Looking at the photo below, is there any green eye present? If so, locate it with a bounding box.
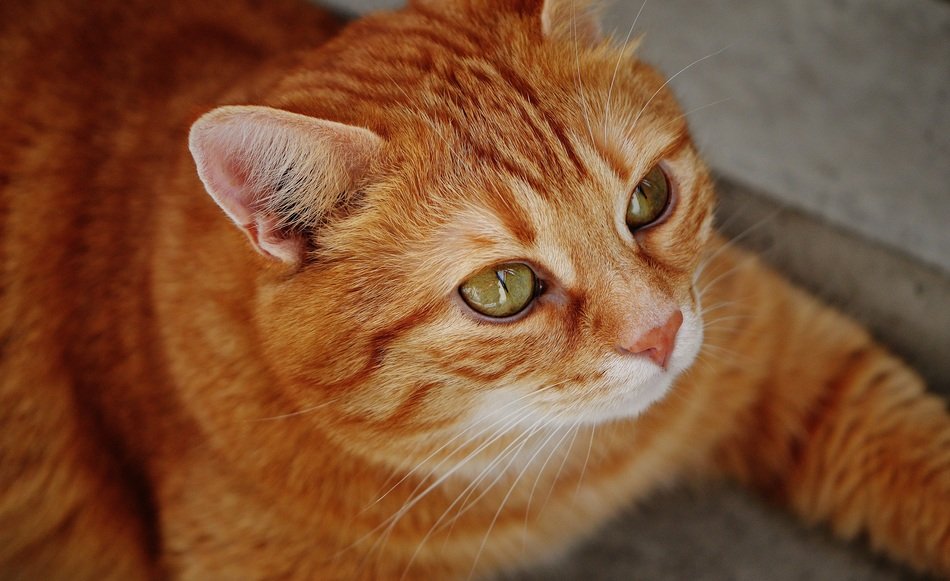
[459,263,538,318]
[626,165,671,231]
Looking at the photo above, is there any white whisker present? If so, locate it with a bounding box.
[631,44,733,133]
[535,420,581,517]
[466,411,575,580]
[341,397,541,564]
[521,419,582,548]
[694,206,782,285]
[660,97,734,133]
[362,379,568,511]
[573,0,596,142]
[400,409,571,580]
[700,342,758,366]
[440,408,570,534]
[574,423,596,498]
[354,380,574,566]
[697,254,760,301]
[603,0,648,141]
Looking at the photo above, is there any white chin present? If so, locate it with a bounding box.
[580,373,677,424]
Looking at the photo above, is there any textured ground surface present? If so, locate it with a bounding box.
[605,0,950,273]
[317,1,949,579]
[513,483,932,581]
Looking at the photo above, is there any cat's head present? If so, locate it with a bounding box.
[189,0,714,462]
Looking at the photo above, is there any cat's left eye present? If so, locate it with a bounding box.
[459,263,539,319]
[626,165,671,232]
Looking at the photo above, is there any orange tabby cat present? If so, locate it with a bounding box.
[1,0,947,579]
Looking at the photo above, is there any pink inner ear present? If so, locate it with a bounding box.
[189,105,383,264]
[195,128,259,227]
[203,145,301,262]
[209,163,299,262]
[189,107,308,263]
[244,214,305,264]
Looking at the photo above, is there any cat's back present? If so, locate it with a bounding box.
[0,0,341,426]
[0,0,341,264]
[0,1,340,576]
[0,0,340,188]
[0,0,341,388]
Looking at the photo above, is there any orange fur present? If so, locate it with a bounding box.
[1,0,947,579]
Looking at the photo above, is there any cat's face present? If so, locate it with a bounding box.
[193,0,715,462]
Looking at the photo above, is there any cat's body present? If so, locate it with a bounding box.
[1,0,947,579]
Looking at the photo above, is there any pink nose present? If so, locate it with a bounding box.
[618,310,683,369]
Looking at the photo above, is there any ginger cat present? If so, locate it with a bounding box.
[1,0,947,579]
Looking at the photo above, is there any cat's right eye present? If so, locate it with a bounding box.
[626,165,671,232]
[459,263,539,318]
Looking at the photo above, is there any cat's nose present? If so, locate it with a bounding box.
[617,310,683,369]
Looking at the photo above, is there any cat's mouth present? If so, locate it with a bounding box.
[457,310,704,429]
[572,307,704,423]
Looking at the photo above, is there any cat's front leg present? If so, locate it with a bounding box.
[702,245,950,577]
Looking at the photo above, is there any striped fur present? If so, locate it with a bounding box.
[0,0,946,579]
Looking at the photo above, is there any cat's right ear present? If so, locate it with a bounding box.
[539,0,603,45]
[188,106,383,264]
[409,0,603,46]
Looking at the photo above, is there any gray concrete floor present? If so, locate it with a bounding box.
[316,1,949,579]
[715,178,950,393]
[512,483,934,581]
[610,0,950,273]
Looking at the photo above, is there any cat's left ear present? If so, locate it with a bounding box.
[189,106,382,264]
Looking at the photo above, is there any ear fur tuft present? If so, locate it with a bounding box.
[189,106,382,263]
[409,0,604,46]
[540,0,604,45]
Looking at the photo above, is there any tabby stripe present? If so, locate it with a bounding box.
[319,305,439,395]
[382,381,454,430]
[468,141,548,197]
[389,62,555,195]
[482,182,537,247]
[562,289,589,343]
[436,363,513,383]
[469,66,568,182]
[434,355,535,383]
[411,3,491,49]
[495,64,589,179]
[355,22,477,60]
[592,134,631,182]
[783,348,877,500]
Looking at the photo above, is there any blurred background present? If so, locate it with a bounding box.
[321,1,948,579]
